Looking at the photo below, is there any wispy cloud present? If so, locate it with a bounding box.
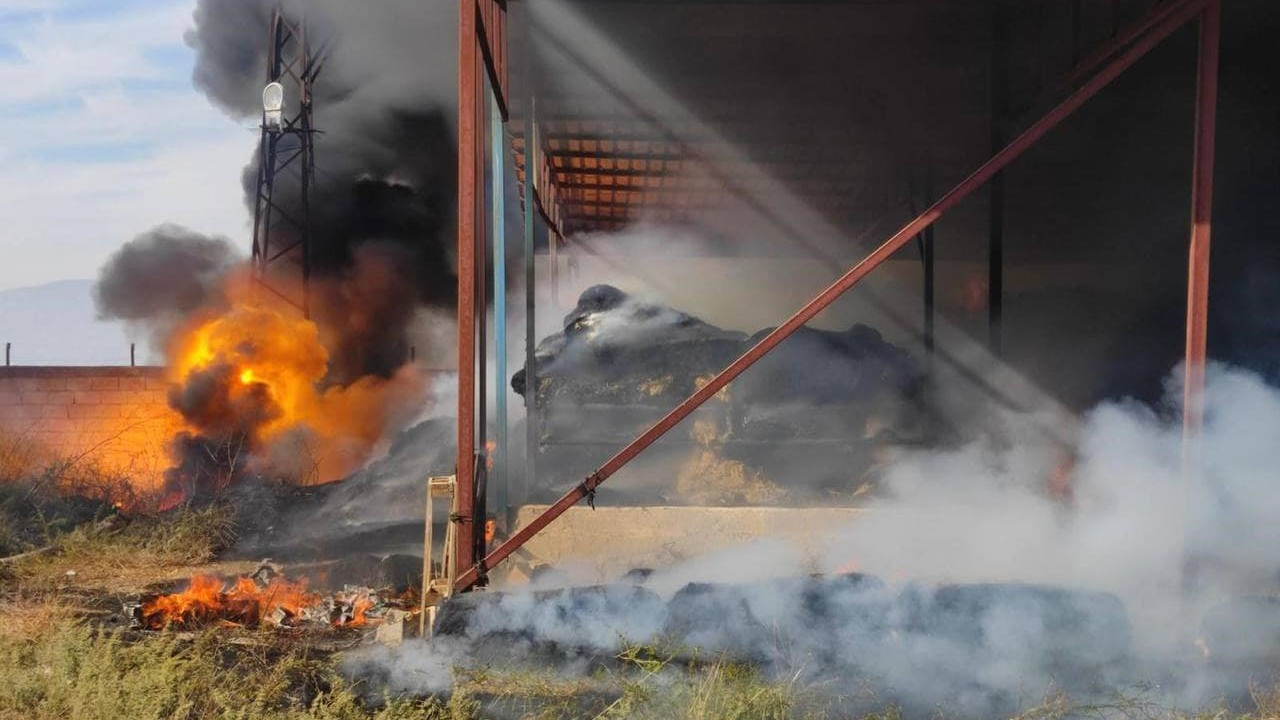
[0,0,250,289]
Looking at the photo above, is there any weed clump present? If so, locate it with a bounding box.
[0,623,477,720]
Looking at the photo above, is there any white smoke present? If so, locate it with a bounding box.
[349,364,1280,714]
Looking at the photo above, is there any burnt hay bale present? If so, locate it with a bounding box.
[661,574,891,665]
[662,582,776,661]
[1200,595,1280,672]
[892,582,1132,696]
[434,584,667,651]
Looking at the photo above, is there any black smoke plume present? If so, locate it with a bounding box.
[164,362,276,498]
[185,0,458,381]
[87,1,455,503]
[94,224,237,339]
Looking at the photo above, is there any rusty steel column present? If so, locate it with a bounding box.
[454,0,479,576]
[452,0,1212,591]
[473,54,489,570]
[1182,0,1221,446]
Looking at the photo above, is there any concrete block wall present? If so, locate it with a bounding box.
[0,367,181,488]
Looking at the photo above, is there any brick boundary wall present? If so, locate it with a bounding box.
[0,367,181,488]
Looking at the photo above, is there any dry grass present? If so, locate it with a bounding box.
[0,623,480,720]
[0,593,74,643]
[8,504,246,595]
[449,643,822,720]
[5,443,1280,719]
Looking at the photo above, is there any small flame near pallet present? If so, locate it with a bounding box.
[127,567,400,631]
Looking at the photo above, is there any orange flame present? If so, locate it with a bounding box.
[140,573,378,630]
[163,271,425,491]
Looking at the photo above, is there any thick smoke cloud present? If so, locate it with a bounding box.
[185,0,458,379]
[352,366,1280,715]
[94,224,237,335]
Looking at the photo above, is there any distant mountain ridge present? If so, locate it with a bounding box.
[0,279,154,366]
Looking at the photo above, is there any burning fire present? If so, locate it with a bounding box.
[138,572,381,630]
[160,272,425,499]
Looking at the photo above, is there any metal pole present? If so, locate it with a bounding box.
[491,90,509,529]
[300,43,314,320]
[454,0,479,576]
[454,0,1210,591]
[130,343,136,367]
[474,51,489,569]
[1183,0,1221,447]
[419,477,433,636]
[522,74,540,514]
[4,343,9,367]
[549,229,560,309]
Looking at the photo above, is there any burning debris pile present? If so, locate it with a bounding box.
[128,566,409,632]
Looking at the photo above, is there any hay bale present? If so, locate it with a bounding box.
[435,584,667,651]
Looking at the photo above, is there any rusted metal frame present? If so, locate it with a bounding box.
[562,188,864,205]
[453,0,1210,591]
[454,0,480,577]
[557,174,862,191]
[473,73,489,571]
[539,149,872,176]
[1183,0,1221,445]
[540,148,693,164]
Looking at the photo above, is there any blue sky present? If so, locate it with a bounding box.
[0,0,251,290]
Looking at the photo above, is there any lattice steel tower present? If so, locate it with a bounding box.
[250,9,322,316]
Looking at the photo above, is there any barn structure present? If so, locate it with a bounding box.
[447,0,1232,592]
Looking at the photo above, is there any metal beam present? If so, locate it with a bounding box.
[454,0,479,576]
[492,90,509,528]
[1183,0,1221,446]
[453,0,1210,591]
[523,90,539,520]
